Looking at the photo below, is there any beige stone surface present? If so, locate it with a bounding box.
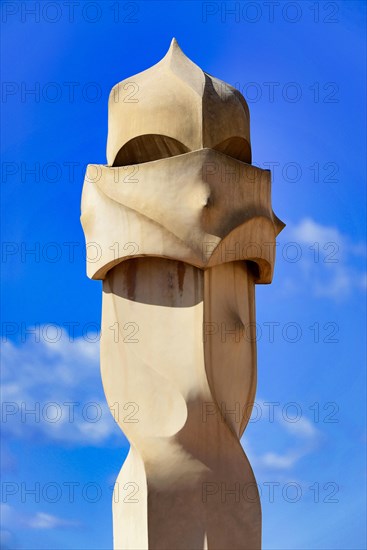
[107,38,251,166]
[81,149,283,281]
[102,259,260,550]
[81,38,284,550]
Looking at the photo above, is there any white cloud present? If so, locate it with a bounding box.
[291,218,344,246]
[279,414,319,439]
[26,512,80,530]
[280,217,366,300]
[0,504,80,533]
[1,332,122,446]
[242,398,321,474]
[256,416,320,471]
[260,451,300,470]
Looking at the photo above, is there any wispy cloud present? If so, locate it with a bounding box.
[291,218,345,246]
[26,512,80,530]
[1,333,122,447]
[260,451,301,470]
[1,504,80,533]
[279,414,319,439]
[280,217,366,301]
[242,398,321,474]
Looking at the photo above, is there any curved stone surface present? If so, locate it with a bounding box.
[101,258,261,550]
[81,38,284,550]
[81,149,283,282]
[107,39,252,166]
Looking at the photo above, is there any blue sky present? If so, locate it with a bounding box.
[1,1,366,549]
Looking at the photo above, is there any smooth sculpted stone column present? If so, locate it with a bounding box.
[81,39,284,550]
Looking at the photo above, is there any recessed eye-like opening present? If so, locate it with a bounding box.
[112,134,189,166]
[246,260,260,280]
[213,137,251,164]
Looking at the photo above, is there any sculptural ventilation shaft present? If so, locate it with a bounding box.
[81,39,284,550]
